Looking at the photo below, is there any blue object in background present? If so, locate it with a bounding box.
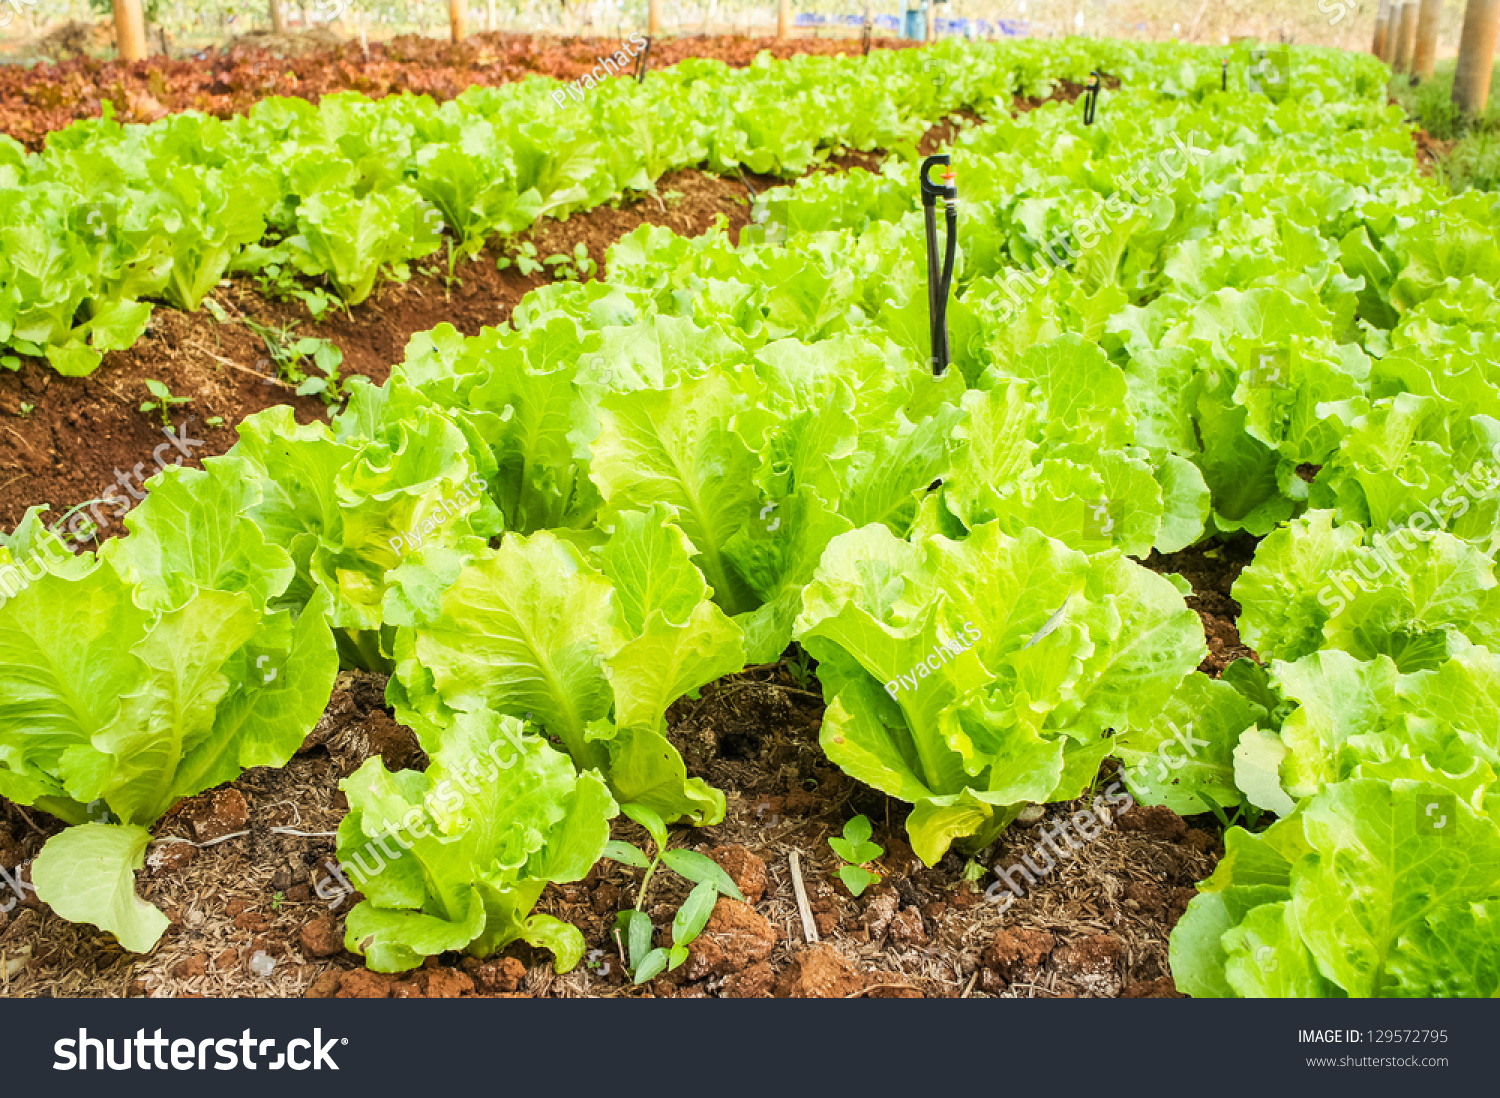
[789,10,1027,39]
[794,12,902,28]
[903,5,926,40]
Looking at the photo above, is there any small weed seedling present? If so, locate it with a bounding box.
[140,379,191,427]
[252,259,339,321]
[786,644,816,691]
[497,242,544,277]
[605,802,744,984]
[829,814,883,897]
[543,243,597,282]
[246,320,345,405]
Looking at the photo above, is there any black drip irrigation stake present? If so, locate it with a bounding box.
[635,35,653,83]
[1221,57,1229,91]
[1082,69,1102,125]
[919,154,958,379]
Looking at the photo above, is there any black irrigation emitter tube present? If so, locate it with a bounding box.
[1222,57,1229,91]
[1082,69,1102,125]
[919,154,958,378]
[635,36,653,83]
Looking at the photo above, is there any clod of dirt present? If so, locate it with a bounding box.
[707,844,767,905]
[233,910,271,933]
[182,788,249,843]
[325,709,424,775]
[590,879,620,914]
[720,960,775,998]
[422,969,475,998]
[862,885,900,944]
[887,907,927,948]
[1121,976,1187,999]
[145,841,197,876]
[1053,933,1124,997]
[678,898,777,982]
[298,915,344,959]
[172,953,209,979]
[0,830,24,870]
[475,956,527,995]
[300,688,360,753]
[304,970,343,999]
[335,969,396,999]
[773,943,863,998]
[1115,805,1188,842]
[981,928,1056,990]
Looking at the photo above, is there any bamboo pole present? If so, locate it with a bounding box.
[1413,0,1443,81]
[1453,0,1500,113]
[777,0,790,40]
[450,0,466,39]
[1392,1,1418,71]
[113,0,147,59]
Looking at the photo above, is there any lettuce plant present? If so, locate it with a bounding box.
[392,507,743,825]
[0,519,336,952]
[793,521,1204,864]
[338,709,614,973]
[1171,779,1500,997]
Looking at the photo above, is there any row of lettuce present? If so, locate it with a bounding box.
[0,39,1112,380]
[3,39,1497,995]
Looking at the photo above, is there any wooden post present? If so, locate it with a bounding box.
[1373,0,1392,56]
[269,0,286,33]
[1453,0,1500,113]
[648,0,659,33]
[777,0,789,39]
[450,0,466,39]
[1413,0,1443,80]
[1392,1,1418,70]
[113,0,147,59]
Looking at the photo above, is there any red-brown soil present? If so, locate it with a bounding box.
[1142,536,1261,677]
